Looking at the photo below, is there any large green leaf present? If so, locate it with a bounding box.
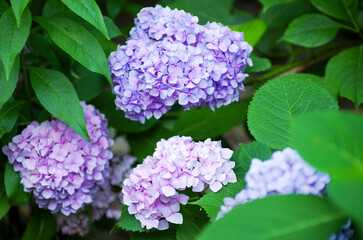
[247,76,338,149]
[310,0,352,21]
[10,0,29,27]
[0,100,25,139]
[293,111,363,231]
[90,91,157,133]
[173,100,249,141]
[258,0,297,13]
[34,17,111,83]
[29,67,90,141]
[22,209,56,240]
[0,8,31,80]
[326,45,363,108]
[61,0,110,39]
[230,18,267,46]
[193,142,271,220]
[198,195,347,240]
[281,14,344,47]
[4,162,30,205]
[0,56,19,110]
[128,126,175,162]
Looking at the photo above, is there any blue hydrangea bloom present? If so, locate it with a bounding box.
[108,5,252,123]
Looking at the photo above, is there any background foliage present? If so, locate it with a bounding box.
[0,0,362,239]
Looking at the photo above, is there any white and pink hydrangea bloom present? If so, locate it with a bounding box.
[108,5,253,123]
[122,136,237,230]
[2,102,114,216]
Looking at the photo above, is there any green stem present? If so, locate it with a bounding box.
[342,0,363,39]
[245,41,359,85]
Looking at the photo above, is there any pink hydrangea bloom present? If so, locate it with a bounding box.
[2,102,114,216]
[122,136,237,230]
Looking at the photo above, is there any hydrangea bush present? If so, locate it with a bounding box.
[0,0,362,240]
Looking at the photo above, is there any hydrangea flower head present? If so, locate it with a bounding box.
[122,136,237,230]
[55,154,137,236]
[216,147,354,239]
[108,5,253,123]
[2,102,114,216]
[217,147,330,219]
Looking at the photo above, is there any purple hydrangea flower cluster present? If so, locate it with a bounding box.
[2,102,114,216]
[108,5,253,123]
[122,136,237,230]
[217,147,330,219]
[55,154,137,236]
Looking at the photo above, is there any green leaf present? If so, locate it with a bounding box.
[0,168,10,220]
[105,0,126,19]
[4,162,30,205]
[260,0,313,28]
[29,67,90,141]
[258,0,297,13]
[10,0,29,27]
[0,188,10,220]
[275,73,338,98]
[247,76,339,150]
[22,209,56,240]
[281,14,344,47]
[159,0,234,24]
[61,0,110,39]
[245,54,271,73]
[128,126,175,162]
[310,0,352,21]
[233,142,272,172]
[198,195,347,240]
[326,45,363,108]
[0,8,31,80]
[173,100,250,141]
[191,181,245,221]
[104,16,123,38]
[34,16,111,84]
[0,56,19,110]
[117,205,149,232]
[230,18,267,46]
[27,33,61,69]
[0,1,9,15]
[176,205,209,240]
[293,111,363,231]
[72,63,107,101]
[42,0,64,17]
[0,100,25,139]
[90,91,157,133]
[193,142,271,220]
